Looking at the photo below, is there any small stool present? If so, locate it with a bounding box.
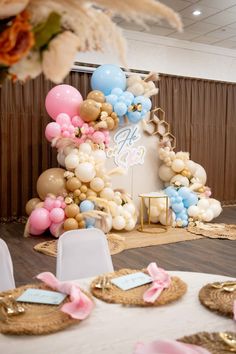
[138,193,169,234]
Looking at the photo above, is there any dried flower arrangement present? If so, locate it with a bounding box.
[0,0,182,83]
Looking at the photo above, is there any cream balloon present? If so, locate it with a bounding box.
[112,215,126,230]
[93,149,106,163]
[125,219,136,231]
[171,159,185,173]
[202,210,214,222]
[108,201,118,217]
[159,210,175,226]
[159,164,175,182]
[209,200,222,218]
[194,164,207,185]
[198,198,210,210]
[170,174,189,187]
[123,203,136,215]
[149,206,160,218]
[90,177,105,192]
[187,205,200,218]
[185,160,197,175]
[65,154,80,170]
[57,152,66,167]
[75,162,96,183]
[79,143,92,155]
[100,187,114,201]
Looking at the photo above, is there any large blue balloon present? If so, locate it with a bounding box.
[91,64,126,95]
[80,200,94,213]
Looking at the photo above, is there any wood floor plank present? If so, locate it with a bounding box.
[0,207,235,285]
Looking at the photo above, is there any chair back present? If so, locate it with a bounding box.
[0,239,15,291]
[56,228,114,281]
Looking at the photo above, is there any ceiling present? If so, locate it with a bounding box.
[115,0,236,49]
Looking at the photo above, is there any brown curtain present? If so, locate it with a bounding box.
[0,71,235,219]
[153,75,236,205]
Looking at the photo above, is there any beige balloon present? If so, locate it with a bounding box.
[64,218,78,231]
[87,90,105,103]
[25,197,41,215]
[36,168,67,200]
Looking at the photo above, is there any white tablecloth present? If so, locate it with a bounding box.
[1,271,235,354]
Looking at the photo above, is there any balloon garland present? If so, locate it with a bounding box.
[25,64,159,237]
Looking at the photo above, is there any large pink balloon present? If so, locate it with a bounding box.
[45,85,83,119]
[30,208,51,230]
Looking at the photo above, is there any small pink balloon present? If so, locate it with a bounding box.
[61,202,66,209]
[50,222,63,237]
[71,115,84,127]
[30,226,44,236]
[62,131,70,138]
[56,113,71,126]
[57,196,64,202]
[45,122,61,140]
[49,208,65,223]
[61,124,69,132]
[45,85,83,120]
[68,125,75,133]
[44,197,55,211]
[53,200,61,208]
[30,208,51,229]
[93,131,105,144]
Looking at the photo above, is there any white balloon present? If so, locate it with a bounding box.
[198,198,210,210]
[125,219,136,231]
[149,206,160,217]
[188,205,199,217]
[75,162,96,182]
[100,188,115,201]
[159,210,175,226]
[90,177,104,192]
[112,216,126,230]
[64,146,73,156]
[93,149,107,163]
[123,203,136,215]
[171,159,185,173]
[194,164,207,185]
[202,210,214,222]
[57,152,65,167]
[209,200,222,217]
[170,174,189,187]
[185,160,197,175]
[108,201,118,217]
[159,165,175,182]
[79,143,92,155]
[65,154,80,170]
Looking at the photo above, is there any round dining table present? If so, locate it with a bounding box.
[1,271,235,354]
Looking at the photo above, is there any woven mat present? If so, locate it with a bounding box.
[179,332,236,354]
[34,227,201,258]
[0,283,92,335]
[199,282,236,318]
[188,223,236,240]
[90,268,187,306]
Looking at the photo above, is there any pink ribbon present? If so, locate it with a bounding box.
[134,340,211,354]
[143,263,171,303]
[36,272,93,320]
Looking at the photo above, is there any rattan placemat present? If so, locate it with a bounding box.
[0,283,91,335]
[199,282,236,318]
[34,233,125,257]
[188,223,236,240]
[178,332,236,354]
[90,269,187,306]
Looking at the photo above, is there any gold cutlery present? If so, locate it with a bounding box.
[94,276,111,291]
[0,295,25,321]
[219,332,236,352]
[211,281,236,291]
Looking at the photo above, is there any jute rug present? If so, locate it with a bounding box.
[187,223,236,240]
[34,227,202,257]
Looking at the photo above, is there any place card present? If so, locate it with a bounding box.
[111,272,152,291]
[16,288,67,305]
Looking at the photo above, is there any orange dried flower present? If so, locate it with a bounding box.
[0,11,35,66]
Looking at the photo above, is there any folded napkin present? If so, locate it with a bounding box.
[143,263,171,303]
[36,272,93,320]
[134,340,211,354]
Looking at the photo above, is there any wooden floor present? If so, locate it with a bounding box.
[1,207,236,286]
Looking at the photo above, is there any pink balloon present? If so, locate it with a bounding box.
[50,222,63,237]
[71,115,84,127]
[45,85,83,119]
[62,131,70,138]
[49,208,65,223]
[53,200,62,208]
[30,208,51,229]
[45,122,61,141]
[30,226,44,236]
[44,197,56,211]
[56,113,71,126]
[93,131,105,144]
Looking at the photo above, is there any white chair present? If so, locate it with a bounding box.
[0,239,15,291]
[56,228,114,281]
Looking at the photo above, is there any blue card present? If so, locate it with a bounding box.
[111,272,152,291]
[16,288,67,305]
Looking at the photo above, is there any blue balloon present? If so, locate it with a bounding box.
[133,96,152,111]
[178,187,191,199]
[183,193,198,208]
[172,202,184,213]
[182,220,188,227]
[111,87,124,96]
[80,200,95,213]
[170,197,176,204]
[165,186,178,197]
[127,111,142,123]
[86,217,96,228]
[91,64,126,95]
[122,91,134,102]
[106,94,118,106]
[175,196,183,203]
[114,102,127,116]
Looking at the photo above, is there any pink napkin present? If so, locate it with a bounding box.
[134,340,211,354]
[36,272,94,320]
[143,263,171,303]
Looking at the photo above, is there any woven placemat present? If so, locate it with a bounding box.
[0,283,91,335]
[178,332,236,354]
[90,268,187,306]
[188,223,236,240]
[34,233,125,257]
[199,282,236,318]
